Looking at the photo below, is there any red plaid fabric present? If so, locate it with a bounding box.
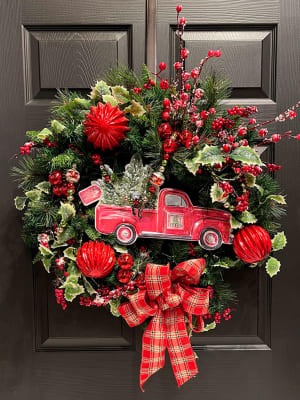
[118,258,209,391]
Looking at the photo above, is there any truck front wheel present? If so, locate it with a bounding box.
[199,228,222,250]
[115,224,137,245]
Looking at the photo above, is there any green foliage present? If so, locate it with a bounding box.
[265,257,281,277]
[272,231,287,251]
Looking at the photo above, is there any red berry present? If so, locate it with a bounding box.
[249,118,256,124]
[200,110,209,120]
[104,175,110,182]
[176,4,182,12]
[181,92,189,102]
[209,108,216,114]
[259,129,268,138]
[297,134,300,140]
[163,98,171,108]
[158,122,172,138]
[191,68,199,79]
[49,171,62,186]
[174,62,182,70]
[289,110,296,119]
[160,79,169,90]
[185,83,191,90]
[223,144,231,153]
[214,50,222,57]
[271,133,281,142]
[162,111,170,120]
[182,71,190,81]
[181,48,189,59]
[91,154,101,164]
[64,272,69,277]
[118,253,134,270]
[179,17,186,25]
[159,62,167,71]
[208,50,215,57]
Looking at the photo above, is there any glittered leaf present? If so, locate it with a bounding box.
[63,283,85,302]
[25,189,41,202]
[202,322,216,332]
[35,181,51,194]
[239,211,257,224]
[124,100,146,117]
[109,298,121,317]
[266,195,286,205]
[184,158,200,175]
[210,183,228,203]
[51,120,66,133]
[58,202,76,223]
[230,215,243,229]
[37,128,53,141]
[230,146,262,166]
[89,80,111,100]
[196,145,224,166]
[39,244,54,257]
[14,196,27,210]
[111,86,130,104]
[102,95,118,106]
[63,246,77,261]
[266,257,281,277]
[272,231,287,251]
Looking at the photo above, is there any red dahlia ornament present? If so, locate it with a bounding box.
[83,102,129,151]
[233,225,272,263]
[76,241,116,278]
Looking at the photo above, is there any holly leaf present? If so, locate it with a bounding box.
[90,80,111,100]
[63,246,77,261]
[111,86,130,104]
[37,128,53,141]
[184,158,200,175]
[245,174,256,187]
[272,231,287,251]
[239,211,257,224]
[25,189,41,202]
[74,97,91,109]
[14,196,27,210]
[63,283,85,302]
[202,321,216,332]
[102,95,118,106]
[197,145,225,165]
[266,195,286,205]
[124,100,146,117]
[56,226,76,244]
[42,257,52,273]
[109,299,121,317]
[39,244,54,257]
[265,257,281,277]
[248,263,258,268]
[254,184,264,196]
[230,146,262,166]
[58,202,76,223]
[35,181,51,194]
[210,183,228,203]
[113,244,128,253]
[230,215,243,229]
[51,120,66,133]
[82,276,97,296]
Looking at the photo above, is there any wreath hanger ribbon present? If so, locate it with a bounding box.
[118,258,209,391]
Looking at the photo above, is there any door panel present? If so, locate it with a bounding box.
[1,1,300,399]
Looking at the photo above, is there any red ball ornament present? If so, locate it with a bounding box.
[83,102,129,151]
[181,48,189,59]
[176,5,182,13]
[163,139,178,153]
[174,62,182,70]
[118,253,134,270]
[158,123,172,139]
[233,225,272,263]
[65,169,80,183]
[160,79,169,90]
[162,98,171,108]
[117,269,133,284]
[76,241,116,278]
[179,129,193,144]
[49,171,62,185]
[162,111,170,121]
[159,62,167,71]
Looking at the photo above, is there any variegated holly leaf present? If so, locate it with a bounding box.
[230,146,262,166]
[14,196,27,210]
[196,145,224,165]
[60,263,84,301]
[265,257,281,277]
[35,181,51,194]
[51,120,66,133]
[74,97,91,109]
[272,231,287,251]
[239,211,257,224]
[230,215,243,229]
[63,247,77,261]
[184,158,200,175]
[25,189,41,202]
[39,244,53,257]
[42,257,52,273]
[124,100,146,117]
[82,276,97,296]
[266,195,286,204]
[111,86,130,104]
[102,95,118,106]
[113,244,128,253]
[202,321,216,332]
[245,174,256,187]
[56,226,76,245]
[109,299,121,317]
[213,257,237,269]
[210,183,228,203]
[37,128,53,141]
[58,202,76,223]
[254,184,264,196]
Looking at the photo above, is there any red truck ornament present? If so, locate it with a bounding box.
[79,184,233,250]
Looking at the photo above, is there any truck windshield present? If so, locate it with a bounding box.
[165,194,187,207]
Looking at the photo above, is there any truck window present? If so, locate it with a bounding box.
[165,194,187,208]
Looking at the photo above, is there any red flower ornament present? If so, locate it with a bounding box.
[83,102,129,151]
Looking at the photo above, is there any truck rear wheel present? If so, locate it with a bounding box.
[115,224,137,245]
[199,228,222,250]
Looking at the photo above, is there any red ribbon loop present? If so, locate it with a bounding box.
[118,258,209,391]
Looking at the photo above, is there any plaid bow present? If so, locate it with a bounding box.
[118,258,209,391]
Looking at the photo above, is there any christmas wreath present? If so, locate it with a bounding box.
[12,5,299,391]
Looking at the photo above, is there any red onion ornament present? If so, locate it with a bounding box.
[76,241,116,278]
[233,225,272,263]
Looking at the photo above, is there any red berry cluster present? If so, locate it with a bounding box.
[49,170,75,197]
[116,253,134,284]
[20,141,34,154]
[55,288,67,310]
[144,78,156,90]
[241,165,262,176]
[227,106,257,117]
[133,87,142,94]
[235,191,249,212]
[266,163,282,172]
[43,137,57,147]
[219,181,233,194]
[203,308,232,324]
[211,117,235,131]
[91,154,102,164]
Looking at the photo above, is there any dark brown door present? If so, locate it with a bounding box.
[1,1,300,399]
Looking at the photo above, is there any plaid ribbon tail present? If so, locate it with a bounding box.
[165,307,198,388]
[140,309,167,391]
